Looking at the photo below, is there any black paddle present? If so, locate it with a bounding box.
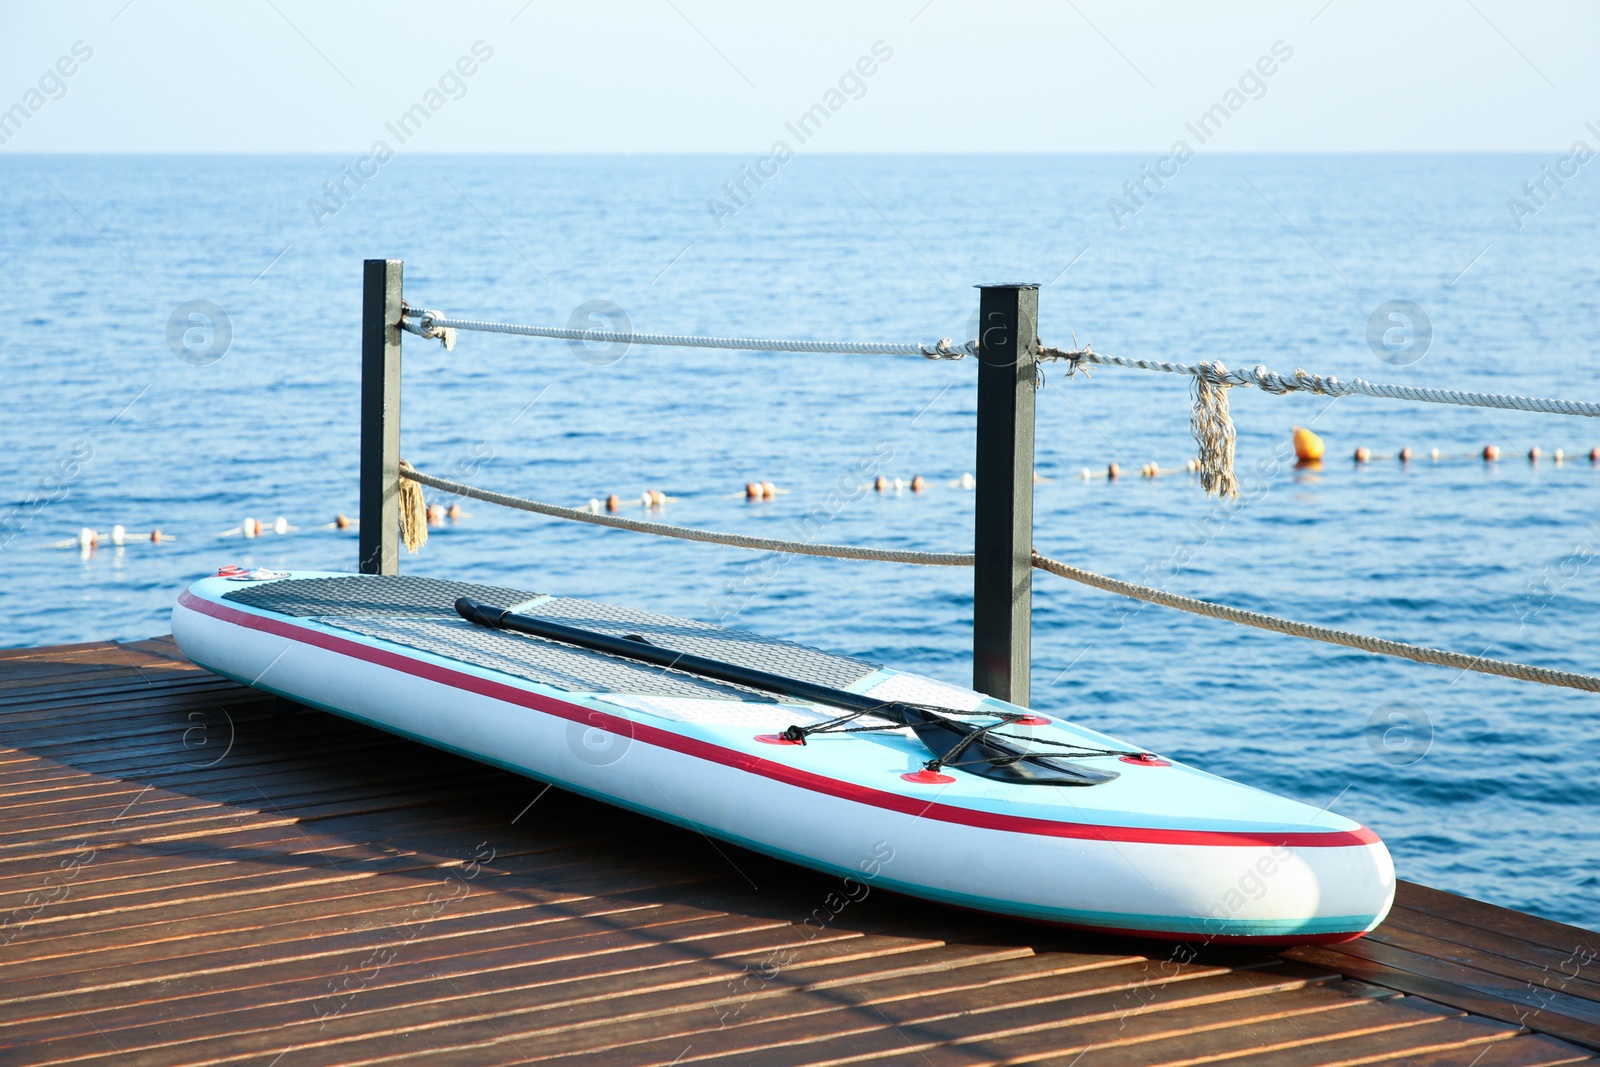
[455,597,1120,786]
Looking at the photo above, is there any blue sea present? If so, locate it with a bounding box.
[2,153,1596,930]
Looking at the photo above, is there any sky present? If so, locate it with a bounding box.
[1,0,1596,153]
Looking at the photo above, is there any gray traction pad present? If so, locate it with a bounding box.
[224,575,879,700]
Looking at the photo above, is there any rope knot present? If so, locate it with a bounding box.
[400,306,456,351]
[1190,362,1240,499]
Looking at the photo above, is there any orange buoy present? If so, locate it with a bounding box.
[1353,446,1371,463]
[335,513,351,529]
[150,529,165,543]
[761,481,776,499]
[874,475,889,492]
[1292,426,1324,463]
[909,475,925,492]
[1107,462,1119,480]
[606,494,621,512]
[1398,447,1412,463]
[447,503,462,519]
[1483,444,1500,461]
[1528,445,1541,463]
[1591,447,1600,463]
[745,482,762,500]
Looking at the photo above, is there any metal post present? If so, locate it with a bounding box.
[359,259,403,575]
[972,283,1039,705]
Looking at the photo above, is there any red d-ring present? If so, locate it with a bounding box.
[1120,753,1171,767]
[755,734,803,746]
[901,769,956,785]
[1012,715,1050,726]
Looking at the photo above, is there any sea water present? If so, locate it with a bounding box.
[2,153,1596,929]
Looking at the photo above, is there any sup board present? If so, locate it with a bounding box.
[172,569,1394,944]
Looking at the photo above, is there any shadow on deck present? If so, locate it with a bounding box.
[0,637,1594,1066]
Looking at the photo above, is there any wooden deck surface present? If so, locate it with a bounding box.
[0,636,1595,1066]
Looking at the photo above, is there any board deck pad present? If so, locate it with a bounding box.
[222,574,548,619]
[225,575,881,701]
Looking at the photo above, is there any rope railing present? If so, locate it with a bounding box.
[1042,348,1600,419]
[401,468,973,566]
[400,307,976,360]
[399,465,1600,695]
[400,300,1600,499]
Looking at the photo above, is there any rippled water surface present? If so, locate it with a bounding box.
[2,153,1596,929]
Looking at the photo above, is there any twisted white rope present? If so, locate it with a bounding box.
[402,466,1600,694]
[1046,349,1600,418]
[1031,550,1600,693]
[402,309,975,360]
[402,468,974,566]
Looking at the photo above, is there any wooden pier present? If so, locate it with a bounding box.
[1,636,1596,1066]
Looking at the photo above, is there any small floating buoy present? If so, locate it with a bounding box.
[335,513,351,529]
[1430,448,1440,461]
[1142,462,1159,478]
[1591,447,1600,464]
[892,477,904,492]
[1077,468,1093,480]
[1528,445,1541,463]
[1106,462,1119,480]
[1483,444,1500,461]
[1398,447,1412,463]
[587,498,601,513]
[447,503,463,519]
[1353,446,1371,464]
[1554,449,1565,464]
[111,524,126,547]
[150,529,167,543]
[1292,426,1324,463]
[874,475,889,492]
[958,472,975,489]
[426,504,445,526]
[649,489,666,507]
[242,517,259,539]
[606,494,621,512]
[761,481,776,499]
[273,516,290,535]
[1186,458,1200,473]
[77,527,97,550]
[910,475,925,492]
[638,491,652,507]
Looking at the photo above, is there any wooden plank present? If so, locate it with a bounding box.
[1397,881,1600,960]
[1370,1032,1597,1065]
[1367,919,1600,1004]
[1288,944,1600,1051]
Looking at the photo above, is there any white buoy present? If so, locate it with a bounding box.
[243,517,258,539]
[893,477,904,492]
[273,516,289,535]
[959,472,975,489]
[111,524,126,547]
[77,527,96,550]
[589,498,601,513]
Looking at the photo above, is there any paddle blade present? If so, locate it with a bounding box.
[902,713,1120,787]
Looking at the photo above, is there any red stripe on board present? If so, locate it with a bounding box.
[178,588,1381,850]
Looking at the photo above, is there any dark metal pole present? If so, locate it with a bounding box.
[972,283,1039,705]
[359,259,403,575]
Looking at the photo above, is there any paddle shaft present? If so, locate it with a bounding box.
[457,597,937,723]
